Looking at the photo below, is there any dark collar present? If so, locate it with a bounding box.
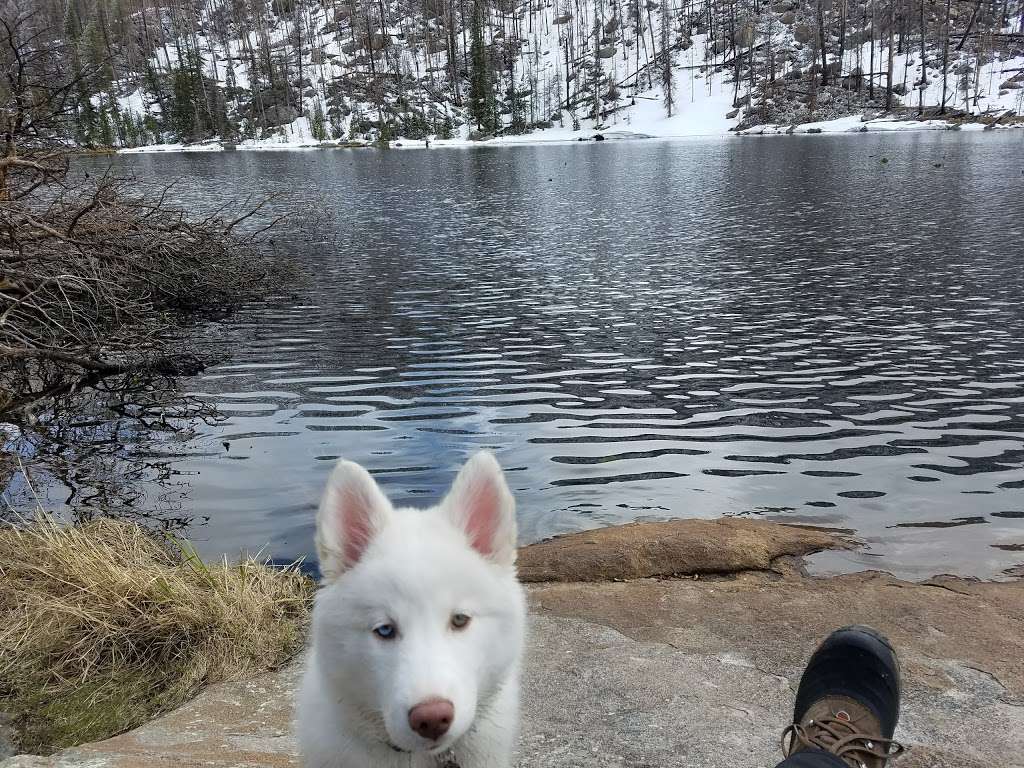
[385,742,459,767]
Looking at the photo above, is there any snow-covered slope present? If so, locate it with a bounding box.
[99,0,1024,148]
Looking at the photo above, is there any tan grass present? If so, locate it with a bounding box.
[0,514,314,754]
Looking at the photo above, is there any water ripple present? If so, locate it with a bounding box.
[53,135,1024,579]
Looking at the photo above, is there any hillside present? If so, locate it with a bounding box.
[3,0,1024,147]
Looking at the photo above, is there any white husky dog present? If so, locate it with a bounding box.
[297,451,527,768]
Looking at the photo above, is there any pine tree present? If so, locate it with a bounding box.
[507,75,528,134]
[77,97,98,145]
[122,111,140,147]
[143,114,160,144]
[591,10,603,123]
[171,64,198,140]
[311,102,328,140]
[438,113,455,139]
[377,117,393,147]
[99,107,115,146]
[70,45,97,145]
[468,0,496,133]
[660,0,674,116]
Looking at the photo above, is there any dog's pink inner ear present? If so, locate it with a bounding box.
[337,485,379,565]
[462,477,501,556]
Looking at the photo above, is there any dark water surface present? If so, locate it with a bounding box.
[30,135,1024,577]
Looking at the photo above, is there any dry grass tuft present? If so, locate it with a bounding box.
[0,514,314,754]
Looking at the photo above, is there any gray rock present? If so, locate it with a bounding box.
[793,23,814,44]
[0,713,17,760]
[262,104,299,127]
[6,572,1023,768]
[5,521,1023,768]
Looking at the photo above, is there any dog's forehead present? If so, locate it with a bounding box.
[338,507,503,606]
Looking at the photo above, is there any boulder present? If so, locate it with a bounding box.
[516,518,850,582]
[262,104,299,127]
[793,23,814,44]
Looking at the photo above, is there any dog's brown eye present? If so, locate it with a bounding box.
[451,613,471,630]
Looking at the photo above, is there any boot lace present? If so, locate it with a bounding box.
[781,709,905,768]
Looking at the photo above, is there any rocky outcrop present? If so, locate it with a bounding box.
[4,520,1022,768]
[516,517,850,582]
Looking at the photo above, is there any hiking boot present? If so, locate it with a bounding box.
[781,626,905,768]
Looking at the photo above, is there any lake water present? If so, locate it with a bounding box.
[24,133,1024,578]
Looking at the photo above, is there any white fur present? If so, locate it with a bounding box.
[297,451,527,768]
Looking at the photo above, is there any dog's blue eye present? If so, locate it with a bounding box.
[373,623,397,640]
[451,613,471,630]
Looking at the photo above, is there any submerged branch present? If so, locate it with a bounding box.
[0,141,283,417]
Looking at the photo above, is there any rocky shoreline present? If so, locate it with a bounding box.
[3,518,1022,768]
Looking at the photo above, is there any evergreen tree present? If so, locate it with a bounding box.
[507,80,528,134]
[438,113,454,139]
[83,21,113,93]
[590,10,603,123]
[76,97,98,145]
[98,106,115,146]
[63,2,82,42]
[311,102,328,140]
[506,56,528,134]
[660,0,674,116]
[468,0,496,133]
[168,52,223,141]
[170,64,198,139]
[142,114,160,144]
[209,84,234,139]
[121,111,140,147]
[376,117,393,147]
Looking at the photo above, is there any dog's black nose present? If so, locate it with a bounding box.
[408,698,454,741]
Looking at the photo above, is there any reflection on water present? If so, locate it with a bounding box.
[11,133,1024,579]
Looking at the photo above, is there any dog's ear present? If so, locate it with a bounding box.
[316,460,393,581]
[440,451,518,566]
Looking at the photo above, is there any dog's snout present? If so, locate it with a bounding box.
[408,698,454,741]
